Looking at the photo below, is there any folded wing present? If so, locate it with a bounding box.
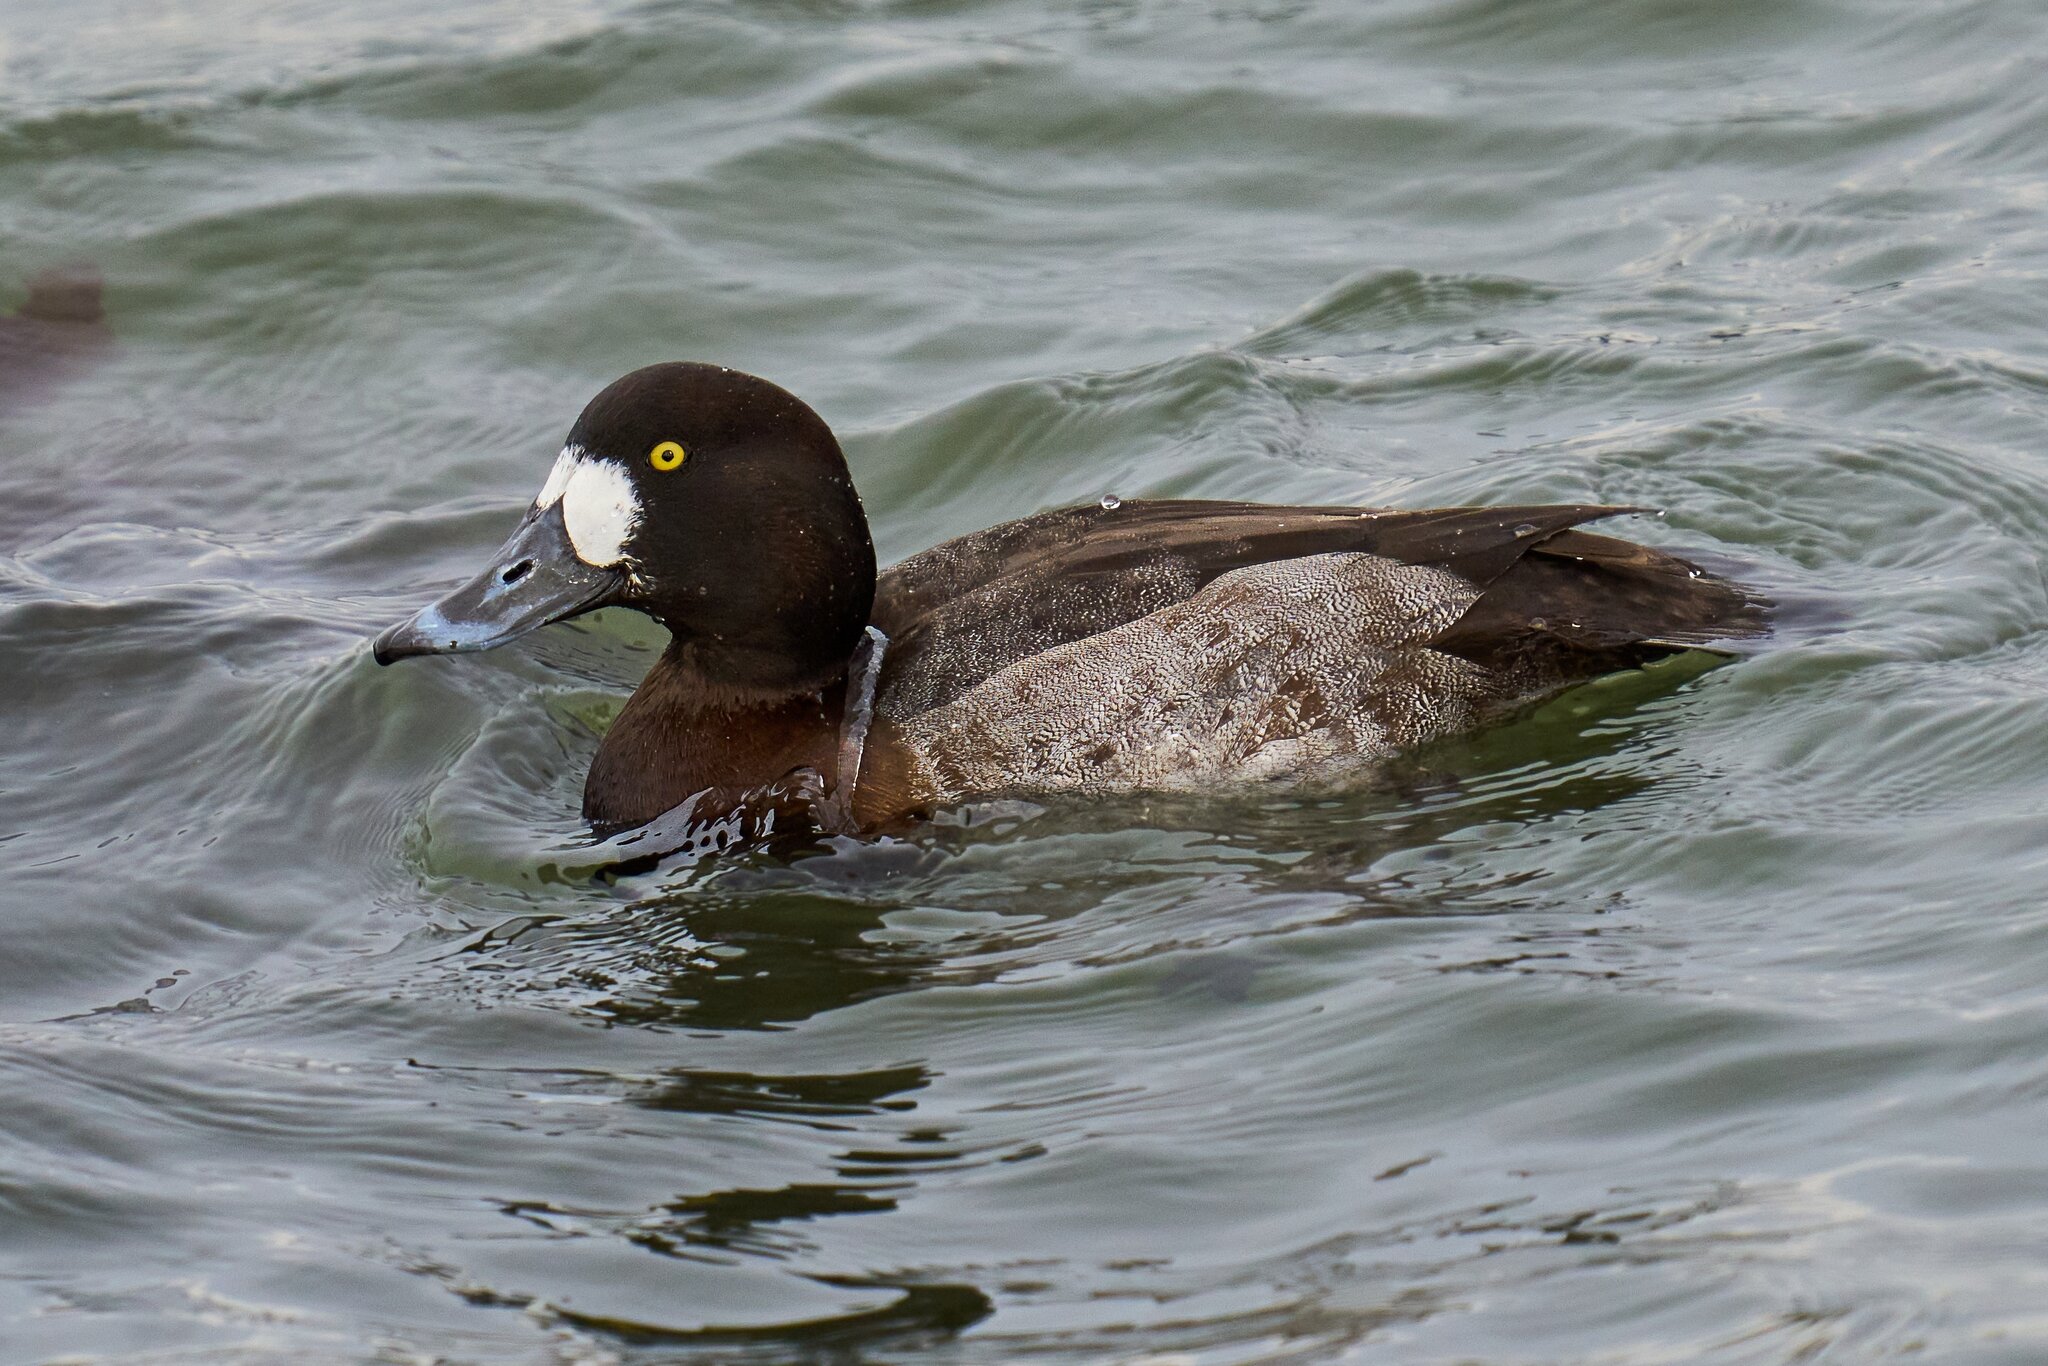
[871,499,1766,720]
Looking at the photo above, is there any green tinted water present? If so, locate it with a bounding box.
[6,0,2048,1360]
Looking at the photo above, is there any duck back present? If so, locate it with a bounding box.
[865,501,1765,803]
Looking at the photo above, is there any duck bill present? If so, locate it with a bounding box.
[372,502,626,665]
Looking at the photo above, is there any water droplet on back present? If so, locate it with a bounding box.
[1513,522,1538,536]
[1100,494,1122,511]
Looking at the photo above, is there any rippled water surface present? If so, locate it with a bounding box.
[7,0,2048,1360]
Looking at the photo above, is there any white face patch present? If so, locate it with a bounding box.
[532,446,642,568]
[535,445,580,509]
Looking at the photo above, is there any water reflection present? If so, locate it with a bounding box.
[959,1177,1793,1363]
[393,1052,997,1354]
[636,1184,901,1262]
[616,1064,935,1265]
[383,649,1751,1363]
[440,889,996,1031]
[550,1279,994,1361]
[603,1062,1019,1352]
[633,1064,930,1123]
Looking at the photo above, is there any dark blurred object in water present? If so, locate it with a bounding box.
[0,265,110,406]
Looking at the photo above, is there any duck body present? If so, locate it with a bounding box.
[374,364,1766,838]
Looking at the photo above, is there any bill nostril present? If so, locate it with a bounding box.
[501,559,535,586]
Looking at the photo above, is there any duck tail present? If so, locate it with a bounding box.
[1429,523,1770,682]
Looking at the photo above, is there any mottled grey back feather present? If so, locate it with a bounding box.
[897,552,1498,799]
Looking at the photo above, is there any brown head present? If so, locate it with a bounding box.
[372,363,877,694]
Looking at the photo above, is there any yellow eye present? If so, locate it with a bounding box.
[649,440,687,471]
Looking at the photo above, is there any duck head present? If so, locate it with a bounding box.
[373,363,876,692]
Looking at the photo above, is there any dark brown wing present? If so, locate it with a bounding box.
[870,499,1764,716]
[1429,525,1770,686]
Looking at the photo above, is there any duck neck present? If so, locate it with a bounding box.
[582,638,851,830]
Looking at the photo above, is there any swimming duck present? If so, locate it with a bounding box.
[373,363,1765,836]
